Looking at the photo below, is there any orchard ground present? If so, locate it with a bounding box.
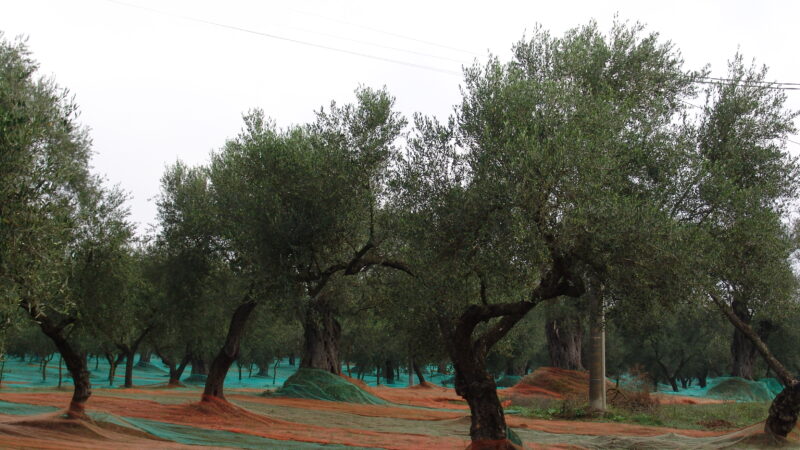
[0,357,796,449]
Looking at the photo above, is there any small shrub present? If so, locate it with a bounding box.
[608,387,660,414]
[554,398,589,419]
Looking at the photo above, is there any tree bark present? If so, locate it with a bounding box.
[203,300,258,401]
[730,300,757,379]
[174,356,190,385]
[29,309,91,416]
[136,350,152,368]
[154,347,189,386]
[385,360,395,384]
[451,343,509,444]
[545,316,584,370]
[300,299,342,375]
[711,294,799,438]
[105,352,124,386]
[412,359,426,384]
[191,357,208,375]
[123,351,135,388]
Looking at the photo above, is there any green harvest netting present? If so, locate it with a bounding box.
[272,368,388,404]
[706,378,776,402]
[651,376,783,403]
[0,400,59,415]
[87,412,370,449]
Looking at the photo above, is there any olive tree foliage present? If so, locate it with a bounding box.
[152,161,245,390]
[0,34,91,320]
[690,55,800,380]
[208,87,408,375]
[391,21,702,443]
[0,34,136,412]
[684,55,800,438]
[152,163,226,358]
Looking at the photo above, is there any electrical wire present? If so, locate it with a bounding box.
[700,76,800,87]
[280,6,479,57]
[98,0,800,90]
[101,0,462,76]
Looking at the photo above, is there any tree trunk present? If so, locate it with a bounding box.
[31,311,91,416]
[730,300,758,379]
[105,353,124,386]
[203,300,257,401]
[57,355,63,388]
[766,384,800,438]
[300,299,341,375]
[412,359,426,384]
[288,354,295,366]
[451,341,510,446]
[155,348,189,386]
[698,375,707,388]
[124,351,135,388]
[587,286,606,411]
[40,357,48,381]
[119,327,153,388]
[711,294,799,439]
[668,377,679,392]
[136,350,152,368]
[545,316,584,370]
[385,360,395,384]
[191,357,208,375]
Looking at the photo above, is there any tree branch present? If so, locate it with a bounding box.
[710,292,796,387]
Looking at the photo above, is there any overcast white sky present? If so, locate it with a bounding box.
[3,0,799,234]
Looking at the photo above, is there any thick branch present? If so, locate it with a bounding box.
[710,293,796,387]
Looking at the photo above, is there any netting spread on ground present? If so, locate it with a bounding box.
[273,368,388,405]
[2,361,799,449]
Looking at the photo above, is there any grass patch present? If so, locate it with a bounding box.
[515,397,769,430]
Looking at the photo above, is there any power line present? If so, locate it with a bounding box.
[93,1,800,89]
[101,0,462,76]
[282,6,479,57]
[700,76,800,87]
[255,21,469,65]
[695,77,800,91]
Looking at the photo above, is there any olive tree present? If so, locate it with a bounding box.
[392,22,700,445]
[0,35,135,414]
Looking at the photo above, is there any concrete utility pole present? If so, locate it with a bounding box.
[588,283,606,411]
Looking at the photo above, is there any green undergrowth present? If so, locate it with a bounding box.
[514,397,769,430]
[268,368,388,405]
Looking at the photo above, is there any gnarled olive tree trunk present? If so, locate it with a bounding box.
[712,294,799,438]
[25,303,91,416]
[203,299,258,401]
[300,298,342,375]
[545,316,584,371]
[730,300,758,379]
[443,258,582,446]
